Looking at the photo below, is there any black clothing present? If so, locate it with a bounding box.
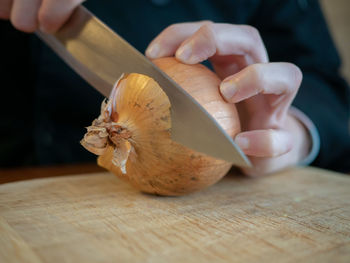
[1,0,349,172]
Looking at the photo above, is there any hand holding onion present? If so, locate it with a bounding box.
[81,57,240,196]
[81,22,312,195]
[146,22,311,176]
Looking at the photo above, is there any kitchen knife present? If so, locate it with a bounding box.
[36,5,251,167]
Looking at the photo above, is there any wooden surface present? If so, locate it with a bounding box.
[0,167,350,263]
[0,163,104,184]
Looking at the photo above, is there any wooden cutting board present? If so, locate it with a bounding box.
[1,167,350,263]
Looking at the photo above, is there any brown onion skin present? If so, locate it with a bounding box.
[152,58,240,138]
[97,57,241,196]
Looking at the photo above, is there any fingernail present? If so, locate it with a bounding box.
[146,43,160,58]
[176,43,192,61]
[236,135,250,150]
[220,79,237,101]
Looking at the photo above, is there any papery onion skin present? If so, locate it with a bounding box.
[83,57,241,196]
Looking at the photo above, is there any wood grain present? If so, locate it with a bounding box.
[0,163,104,184]
[0,167,349,262]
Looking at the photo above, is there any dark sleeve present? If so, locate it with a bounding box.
[250,0,350,173]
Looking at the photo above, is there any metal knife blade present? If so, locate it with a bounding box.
[36,5,251,167]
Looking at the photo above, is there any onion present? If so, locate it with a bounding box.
[81,57,240,196]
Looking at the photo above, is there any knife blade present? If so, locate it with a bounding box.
[36,5,251,167]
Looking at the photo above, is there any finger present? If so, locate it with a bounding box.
[220,62,302,103]
[176,24,268,65]
[175,23,216,64]
[235,129,293,158]
[0,0,13,20]
[210,54,250,79]
[146,22,268,65]
[10,0,41,32]
[146,21,210,59]
[38,0,84,33]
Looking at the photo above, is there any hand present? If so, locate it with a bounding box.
[0,0,85,33]
[146,22,311,176]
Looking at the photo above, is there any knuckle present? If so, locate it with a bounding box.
[67,0,81,6]
[241,25,262,43]
[38,11,57,32]
[289,63,303,86]
[39,0,81,32]
[247,63,264,84]
[164,23,181,34]
[200,20,214,27]
[199,22,215,36]
[11,17,37,33]
[266,130,280,157]
[57,0,75,6]
[38,11,49,25]
[266,130,291,157]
